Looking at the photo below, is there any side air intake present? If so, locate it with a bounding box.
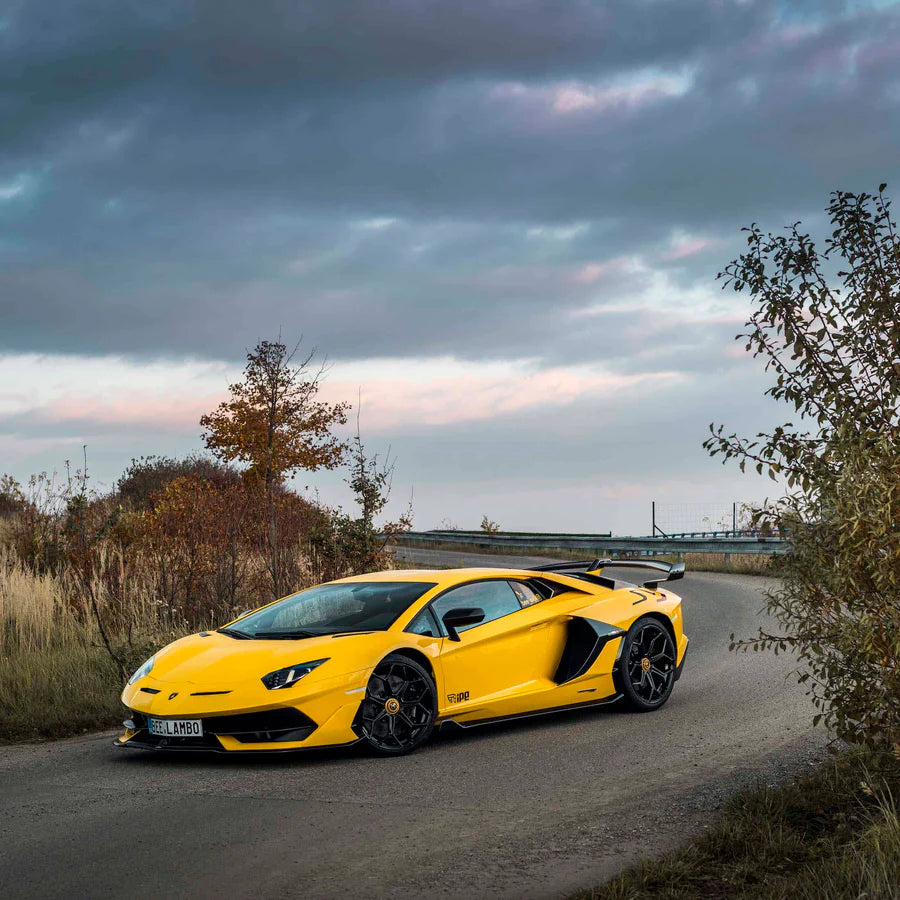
[553,618,625,685]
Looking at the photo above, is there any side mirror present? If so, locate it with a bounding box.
[442,607,485,642]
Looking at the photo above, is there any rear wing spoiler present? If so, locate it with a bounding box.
[528,558,685,591]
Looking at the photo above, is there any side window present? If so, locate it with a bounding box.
[405,609,439,638]
[431,581,521,633]
[509,581,543,608]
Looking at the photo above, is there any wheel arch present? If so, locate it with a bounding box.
[637,610,677,648]
[387,647,437,686]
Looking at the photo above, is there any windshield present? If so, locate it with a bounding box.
[223,581,436,638]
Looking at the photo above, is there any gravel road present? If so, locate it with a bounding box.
[0,552,824,900]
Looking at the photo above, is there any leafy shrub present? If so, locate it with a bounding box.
[480,515,501,534]
[707,186,900,750]
[744,432,900,748]
[116,455,241,511]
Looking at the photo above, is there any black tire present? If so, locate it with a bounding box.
[618,616,677,711]
[356,654,437,755]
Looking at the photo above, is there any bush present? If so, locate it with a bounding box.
[116,455,241,511]
[742,432,900,749]
[0,475,24,518]
[706,185,900,752]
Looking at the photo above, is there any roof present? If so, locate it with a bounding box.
[335,566,538,585]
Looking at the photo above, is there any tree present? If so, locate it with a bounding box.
[309,424,413,580]
[200,339,349,596]
[704,185,900,491]
[706,186,900,748]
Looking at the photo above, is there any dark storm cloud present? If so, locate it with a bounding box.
[3,1,758,110]
[2,0,900,362]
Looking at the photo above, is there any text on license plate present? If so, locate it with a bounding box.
[148,717,203,737]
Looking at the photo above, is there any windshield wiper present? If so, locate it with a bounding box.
[218,627,252,640]
[253,629,322,640]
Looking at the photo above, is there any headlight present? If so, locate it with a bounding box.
[128,655,156,685]
[261,658,328,690]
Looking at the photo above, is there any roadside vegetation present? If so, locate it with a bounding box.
[586,185,900,897]
[705,185,900,751]
[577,748,900,900]
[0,339,410,743]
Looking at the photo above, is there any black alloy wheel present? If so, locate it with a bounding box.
[619,616,677,711]
[357,654,437,755]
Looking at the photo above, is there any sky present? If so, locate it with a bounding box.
[2,0,899,535]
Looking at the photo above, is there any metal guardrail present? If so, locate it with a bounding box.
[395,530,788,557]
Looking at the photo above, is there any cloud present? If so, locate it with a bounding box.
[662,232,724,262]
[327,365,684,431]
[1,1,898,530]
[0,352,685,441]
[488,67,694,121]
[0,348,777,533]
[1,1,897,369]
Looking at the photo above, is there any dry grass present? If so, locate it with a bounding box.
[0,551,175,742]
[0,551,76,652]
[0,644,145,742]
[671,552,773,575]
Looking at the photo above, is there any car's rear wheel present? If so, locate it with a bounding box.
[619,616,677,711]
[357,654,437,755]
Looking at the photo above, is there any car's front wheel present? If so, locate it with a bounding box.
[356,654,437,755]
[619,616,677,711]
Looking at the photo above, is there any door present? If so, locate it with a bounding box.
[432,579,551,715]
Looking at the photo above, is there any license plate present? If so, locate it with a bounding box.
[147,717,203,738]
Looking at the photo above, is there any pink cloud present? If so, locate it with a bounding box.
[489,71,691,126]
[663,236,718,261]
[777,23,823,46]
[15,364,684,439]
[550,77,685,115]
[323,368,682,432]
[35,392,224,433]
[724,342,751,360]
[800,39,852,78]
[551,85,599,113]
[572,257,631,284]
[856,35,900,73]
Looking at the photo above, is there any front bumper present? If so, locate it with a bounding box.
[119,664,371,751]
[115,707,320,752]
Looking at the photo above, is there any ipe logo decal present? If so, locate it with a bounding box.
[447,691,470,704]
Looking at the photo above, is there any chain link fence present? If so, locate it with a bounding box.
[650,502,757,537]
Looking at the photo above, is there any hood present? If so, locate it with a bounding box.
[148,630,387,687]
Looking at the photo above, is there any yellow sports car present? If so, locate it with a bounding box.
[116,559,687,755]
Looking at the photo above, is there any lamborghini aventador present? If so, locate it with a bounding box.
[116,559,688,755]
